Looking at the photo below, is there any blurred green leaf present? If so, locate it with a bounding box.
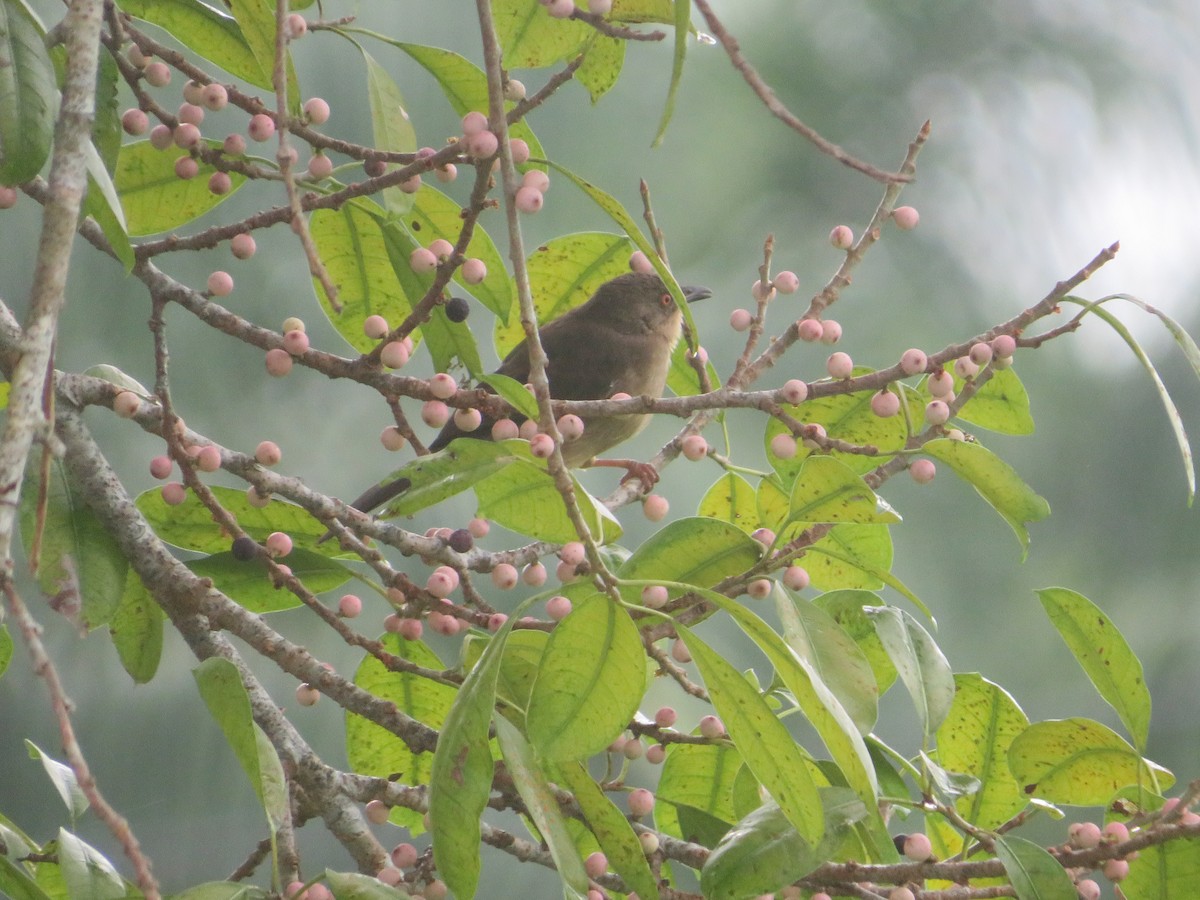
[20,458,127,630]
[1123,834,1200,899]
[953,366,1034,435]
[190,550,352,613]
[110,569,164,684]
[25,742,87,819]
[0,624,11,679]
[576,32,625,102]
[362,49,418,216]
[0,0,55,184]
[1008,718,1173,805]
[526,595,644,760]
[347,633,454,833]
[322,871,407,899]
[922,437,1050,558]
[698,471,759,532]
[91,49,121,170]
[121,0,269,86]
[994,834,1078,900]
[495,0,590,67]
[375,439,514,518]
[1037,587,1151,751]
[56,830,124,900]
[814,590,897,694]
[431,616,513,900]
[115,140,247,235]
[83,140,134,271]
[866,606,954,739]
[655,743,750,846]
[618,515,761,591]
[494,628,548,710]
[193,657,288,829]
[651,0,690,146]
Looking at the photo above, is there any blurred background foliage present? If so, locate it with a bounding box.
[1,1,1197,895]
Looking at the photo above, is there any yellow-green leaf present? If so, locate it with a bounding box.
[115,140,247,235]
[788,456,901,526]
[698,471,759,533]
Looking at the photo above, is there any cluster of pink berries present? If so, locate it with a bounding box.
[539,0,612,19]
[407,237,487,285]
[728,269,801,333]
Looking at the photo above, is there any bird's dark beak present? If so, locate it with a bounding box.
[682,285,712,304]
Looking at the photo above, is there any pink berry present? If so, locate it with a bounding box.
[379,427,406,451]
[698,715,725,739]
[556,414,584,441]
[510,138,531,165]
[588,0,612,13]
[207,270,234,296]
[248,114,275,142]
[307,154,333,179]
[491,563,518,589]
[398,618,423,640]
[927,370,954,398]
[338,594,362,618]
[461,111,488,135]
[200,83,227,111]
[641,585,668,608]
[797,318,824,343]
[208,171,232,195]
[924,400,950,425]
[900,348,928,375]
[954,356,980,379]
[642,494,669,522]
[410,247,438,274]
[909,459,936,484]
[196,445,221,472]
[902,832,932,861]
[802,422,827,448]
[265,348,293,376]
[1074,879,1100,900]
[230,233,256,259]
[770,433,797,459]
[827,351,854,379]
[149,455,173,479]
[222,133,246,155]
[623,738,644,760]
[284,13,307,38]
[991,334,1017,357]
[365,799,389,824]
[281,330,308,356]
[559,542,586,566]
[522,562,547,586]
[127,45,148,68]
[892,206,920,230]
[423,238,451,259]
[783,565,810,591]
[888,889,915,900]
[391,842,418,869]
[523,170,551,193]
[161,482,186,505]
[729,308,753,332]
[529,432,555,458]
[174,156,199,180]
[113,391,140,418]
[969,342,993,366]
[363,315,389,339]
[546,0,575,17]
[468,517,490,538]
[746,578,772,599]
[295,683,319,706]
[515,185,544,213]
[148,124,173,150]
[143,61,171,86]
[671,638,691,663]
[491,418,519,441]
[629,250,654,273]
[750,279,775,302]
[246,486,270,507]
[182,80,204,104]
[461,258,487,284]
[254,441,281,466]
[421,400,449,427]
[177,102,204,126]
[266,531,293,557]
[751,527,775,546]
[871,390,900,418]
[173,123,201,149]
[681,434,708,461]
[1103,858,1129,882]
[121,108,149,135]
[584,851,607,878]
[380,341,409,369]
[829,225,854,249]
[454,408,482,433]
[428,373,457,400]
[820,319,843,344]
[426,569,457,599]
[486,613,507,632]
[435,163,458,183]
[1068,821,1103,849]
[303,97,331,125]
[467,129,499,159]
[546,596,572,620]
[628,788,655,817]
[1102,821,1130,843]
[519,420,540,442]
[654,706,677,728]
[774,270,800,294]
[780,379,808,404]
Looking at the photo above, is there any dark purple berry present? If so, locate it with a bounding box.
[231,535,258,561]
[448,528,474,553]
[445,296,470,323]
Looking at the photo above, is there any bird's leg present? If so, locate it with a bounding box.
[586,457,660,489]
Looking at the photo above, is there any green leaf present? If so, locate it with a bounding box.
[0,855,52,900]
[322,871,408,899]
[374,438,515,518]
[362,49,418,216]
[494,0,591,68]
[865,606,954,739]
[19,457,128,630]
[90,49,121,170]
[698,472,759,533]
[431,617,513,900]
[0,0,55,184]
[1122,834,1200,899]
[474,455,622,544]
[1036,587,1151,751]
[526,595,644,760]
[1008,718,1173,805]
[109,569,164,684]
[787,455,902,526]
[813,590,897,694]
[495,231,635,356]
[541,162,709,394]
[651,0,689,146]
[804,535,930,620]
[576,33,625,103]
[494,717,590,895]
[56,830,125,900]
[801,522,893,592]
[776,586,879,735]
[494,628,549,711]
[556,761,660,900]
[223,0,278,83]
[115,140,247,235]
[618,516,761,591]
[679,624,826,845]
[929,674,1028,858]
[0,623,11,679]
[25,742,88,819]
[482,372,541,420]
[993,834,1078,900]
[347,633,455,833]
[171,883,271,900]
[655,742,749,846]
[191,550,352,614]
[192,657,288,829]
[120,0,269,86]
[922,437,1050,558]
[83,140,134,272]
[953,366,1034,435]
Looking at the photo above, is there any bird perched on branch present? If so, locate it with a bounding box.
[342,271,711,518]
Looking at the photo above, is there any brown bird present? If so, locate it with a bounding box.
[340,271,711,518]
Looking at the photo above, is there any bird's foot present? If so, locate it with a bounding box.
[590,457,660,489]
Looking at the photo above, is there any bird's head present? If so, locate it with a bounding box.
[576,272,711,338]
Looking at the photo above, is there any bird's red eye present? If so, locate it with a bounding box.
[660,292,672,306]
